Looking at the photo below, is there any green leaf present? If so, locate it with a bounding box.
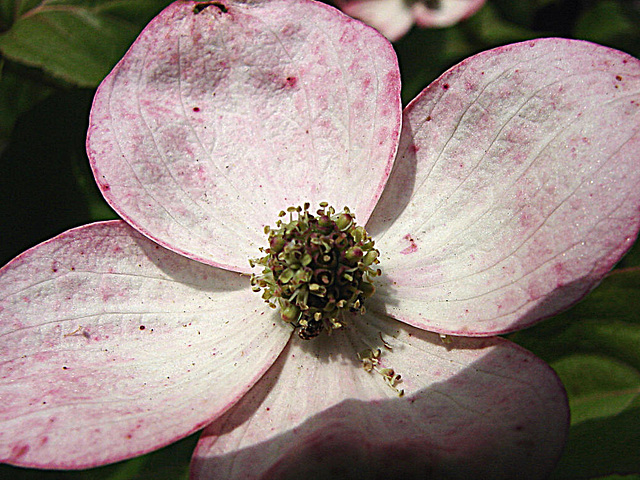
[618,239,640,269]
[597,476,640,480]
[396,27,452,105]
[0,0,171,87]
[0,88,117,266]
[510,268,640,478]
[0,0,40,30]
[552,399,640,478]
[574,0,640,57]
[553,354,639,425]
[0,61,52,153]
[463,2,539,47]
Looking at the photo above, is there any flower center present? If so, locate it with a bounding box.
[250,202,381,339]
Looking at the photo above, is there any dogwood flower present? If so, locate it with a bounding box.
[2,0,640,478]
[335,0,485,41]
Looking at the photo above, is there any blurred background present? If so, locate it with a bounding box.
[1,0,639,478]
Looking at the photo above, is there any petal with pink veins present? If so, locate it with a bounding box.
[191,312,568,479]
[367,38,640,336]
[87,0,401,274]
[0,221,291,469]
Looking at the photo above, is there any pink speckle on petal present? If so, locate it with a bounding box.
[285,76,297,88]
[10,444,30,460]
[400,234,418,254]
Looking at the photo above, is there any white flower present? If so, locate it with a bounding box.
[2,1,639,478]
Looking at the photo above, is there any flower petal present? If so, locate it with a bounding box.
[368,38,640,335]
[87,0,401,273]
[335,0,414,41]
[191,312,568,479]
[412,0,485,28]
[0,221,291,468]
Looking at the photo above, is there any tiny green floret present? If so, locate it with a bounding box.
[250,203,381,340]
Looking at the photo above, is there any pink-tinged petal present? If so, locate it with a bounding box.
[336,0,484,40]
[191,313,568,479]
[87,0,401,274]
[0,221,291,469]
[336,0,414,41]
[413,0,485,28]
[368,38,640,336]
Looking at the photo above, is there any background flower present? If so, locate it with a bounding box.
[1,0,640,479]
[334,0,486,41]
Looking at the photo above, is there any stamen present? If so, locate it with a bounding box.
[358,347,404,396]
[250,203,380,339]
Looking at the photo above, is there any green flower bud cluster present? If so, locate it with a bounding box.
[250,202,381,339]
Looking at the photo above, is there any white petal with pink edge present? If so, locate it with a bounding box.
[367,38,640,336]
[190,312,568,479]
[87,0,401,274]
[0,221,291,469]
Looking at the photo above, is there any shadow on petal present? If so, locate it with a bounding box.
[129,225,249,294]
[192,327,569,480]
[366,115,418,240]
